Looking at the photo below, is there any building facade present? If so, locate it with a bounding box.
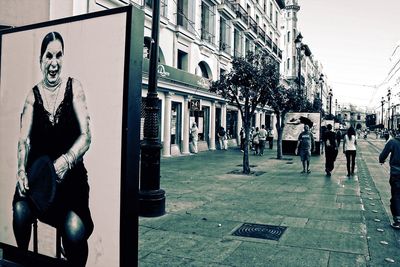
[280,0,331,114]
[0,0,287,156]
[336,104,367,130]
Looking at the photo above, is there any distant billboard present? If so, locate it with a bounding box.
[283,112,321,142]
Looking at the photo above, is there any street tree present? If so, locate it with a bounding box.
[209,52,280,174]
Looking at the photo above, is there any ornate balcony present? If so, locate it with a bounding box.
[232,3,248,30]
[217,0,236,19]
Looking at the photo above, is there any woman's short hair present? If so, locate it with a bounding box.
[40,32,64,62]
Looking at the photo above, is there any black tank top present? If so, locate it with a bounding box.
[27,77,81,169]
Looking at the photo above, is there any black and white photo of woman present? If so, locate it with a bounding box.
[12,31,93,267]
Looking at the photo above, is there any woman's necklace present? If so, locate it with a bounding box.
[42,81,62,125]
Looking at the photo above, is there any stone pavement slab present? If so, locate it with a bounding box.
[139,139,400,266]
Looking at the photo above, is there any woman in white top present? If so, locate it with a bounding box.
[343,126,357,176]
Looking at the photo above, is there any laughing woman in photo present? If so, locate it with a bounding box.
[13,31,93,267]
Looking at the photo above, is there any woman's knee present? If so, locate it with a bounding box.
[63,211,86,244]
[13,201,33,224]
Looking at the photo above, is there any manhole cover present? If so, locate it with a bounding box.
[232,223,287,241]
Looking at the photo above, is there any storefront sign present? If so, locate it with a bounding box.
[143,59,210,90]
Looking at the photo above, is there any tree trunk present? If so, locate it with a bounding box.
[242,107,251,174]
[276,111,287,160]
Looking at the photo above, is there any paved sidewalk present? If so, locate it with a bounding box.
[139,140,400,267]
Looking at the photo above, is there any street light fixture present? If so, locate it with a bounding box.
[294,33,304,97]
[318,73,324,112]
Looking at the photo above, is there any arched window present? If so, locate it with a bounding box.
[195,61,212,79]
[143,36,166,64]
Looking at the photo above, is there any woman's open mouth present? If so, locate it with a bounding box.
[49,70,58,77]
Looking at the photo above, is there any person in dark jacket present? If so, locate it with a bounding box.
[379,131,400,229]
[323,124,338,176]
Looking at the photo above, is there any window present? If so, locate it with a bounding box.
[270,2,273,20]
[245,38,251,54]
[263,1,266,12]
[201,1,215,44]
[219,17,231,53]
[234,28,242,57]
[177,0,195,32]
[145,0,168,17]
[177,50,188,71]
[275,11,278,27]
[287,58,290,70]
[357,114,361,120]
[287,31,290,43]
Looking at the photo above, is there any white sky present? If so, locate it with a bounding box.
[297,0,400,111]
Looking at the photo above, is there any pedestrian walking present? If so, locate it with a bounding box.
[336,130,342,147]
[379,130,400,229]
[190,122,199,154]
[323,124,338,176]
[267,127,274,149]
[295,124,315,174]
[252,127,260,155]
[320,126,326,155]
[240,127,245,152]
[258,125,268,155]
[217,126,228,150]
[343,126,357,177]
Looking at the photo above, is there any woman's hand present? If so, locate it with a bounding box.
[54,156,69,182]
[295,148,298,155]
[17,170,29,196]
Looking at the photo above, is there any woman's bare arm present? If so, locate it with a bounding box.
[17,90,34,194]
[54,78,91,179]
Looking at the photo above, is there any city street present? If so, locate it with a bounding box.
[139,139,400,266]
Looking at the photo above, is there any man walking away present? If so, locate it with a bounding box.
[379,130,400,229]
[258,125,268,155]
[324,124,338,176]
[295,125,315,174]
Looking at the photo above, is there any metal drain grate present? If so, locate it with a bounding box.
[232,223,287,241]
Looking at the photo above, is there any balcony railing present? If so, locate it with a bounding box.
[201,29,215,46]
[265,35,272,48]
[233,3,248,24]
[246,15,258,34]
[220,0,235,11]
[272,43,278,54]
[219,41,231,54]
[177,9,195,33]
[257,26,266,42]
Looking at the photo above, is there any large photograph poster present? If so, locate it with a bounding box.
[283,112,321,142]
[0,8,139,266]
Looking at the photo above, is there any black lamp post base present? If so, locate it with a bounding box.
[139,189,166,217]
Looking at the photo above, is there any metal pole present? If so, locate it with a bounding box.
[139,0,166,217]
[329,93,332,115]
[298,48,301,96]
[320,82,323,112]
[388,90,391,130]
[381,97,384,125]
